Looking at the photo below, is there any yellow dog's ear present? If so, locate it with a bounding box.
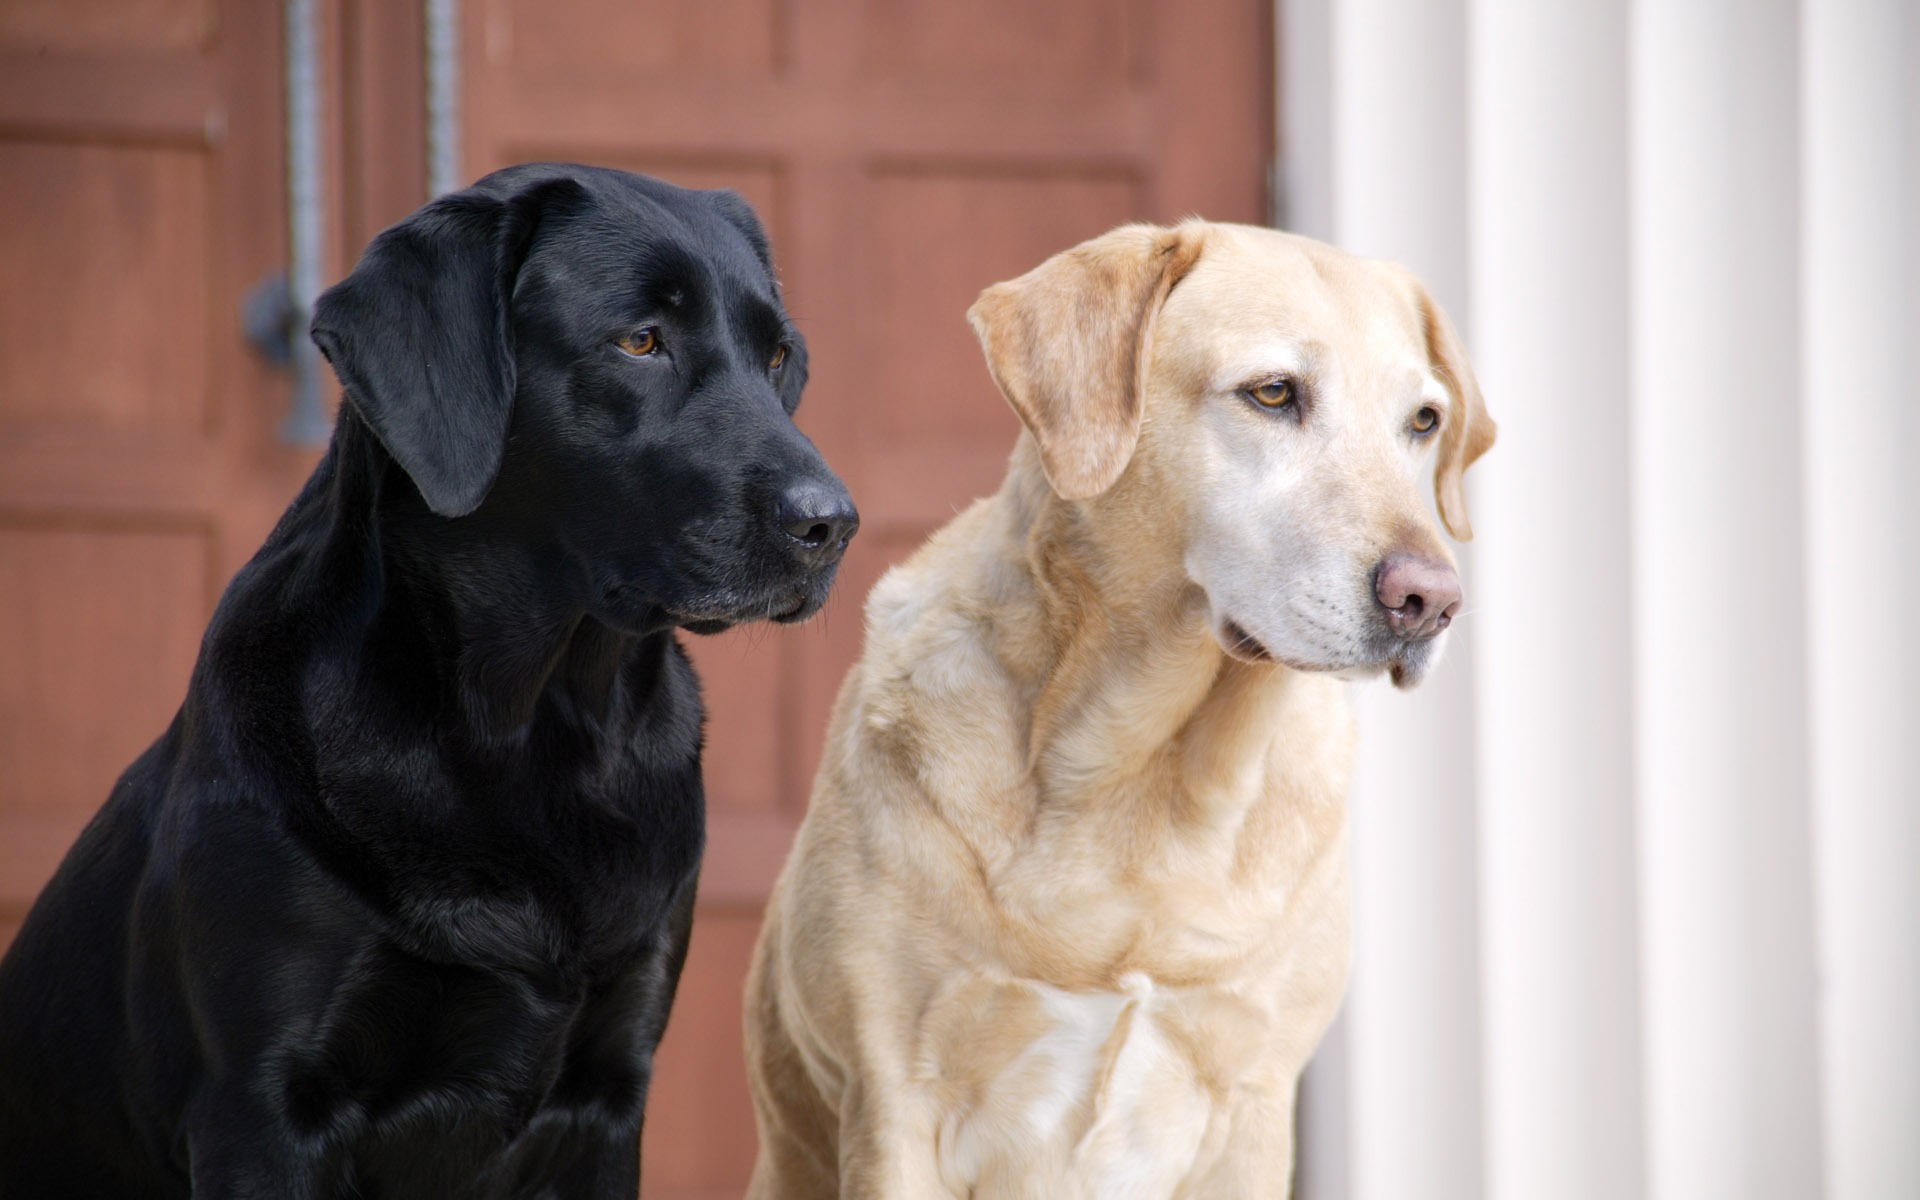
[967,223,1203,501]
[1414,282,1497,540]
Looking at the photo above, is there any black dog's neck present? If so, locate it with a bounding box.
[319,408,661,748]
[190,406,704,972]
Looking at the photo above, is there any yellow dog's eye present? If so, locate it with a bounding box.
[1412,406,1441,434]
[615,327,660,357]
[1250,380,1294,409]
[769,344,788,371]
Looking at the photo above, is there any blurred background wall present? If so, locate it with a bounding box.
[0,2,1913,1198]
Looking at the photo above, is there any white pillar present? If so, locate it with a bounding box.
[1466,3,1646,1198]
[1276,10,1348,1197]
[1321,3,1486,1200]
[1284,1,1920,1196]
[1802,2,1920,1196]
[1627,2,1823,1197]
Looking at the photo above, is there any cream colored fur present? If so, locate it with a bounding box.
[744,221,1495,1198]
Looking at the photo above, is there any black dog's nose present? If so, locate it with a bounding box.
[776,480,859,561]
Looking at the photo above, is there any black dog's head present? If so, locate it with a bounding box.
[312,163,856,634]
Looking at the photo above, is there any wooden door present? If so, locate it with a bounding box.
[0,0,302,949]
[0,0,430,952]
[459,2,1270,1194]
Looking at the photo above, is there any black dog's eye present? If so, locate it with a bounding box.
[614,327,661,357]
[769,344,788,372]
[1411,405,1442,436]
[1246,379,1295,410]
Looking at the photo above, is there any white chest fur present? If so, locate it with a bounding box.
[927,973,1267,1199]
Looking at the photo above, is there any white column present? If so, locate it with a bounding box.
[1802,2,1920,1197]
[1277,10,1350,1197]
[1627,3,1823,1197]
[1466,3,1646,1198]
[1277,9,1348,1198]
[1321,3,1486,1200]
[1278,0,1333,241]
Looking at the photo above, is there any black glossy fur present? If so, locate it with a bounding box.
[0,164,854,1198]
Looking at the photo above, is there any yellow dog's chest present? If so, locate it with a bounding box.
[920,973,1271,1199]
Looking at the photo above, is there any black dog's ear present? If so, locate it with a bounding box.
[312,176,586,517]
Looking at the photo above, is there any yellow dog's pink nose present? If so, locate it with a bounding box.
[1375,554,1462,640]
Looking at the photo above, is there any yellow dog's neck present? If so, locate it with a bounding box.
[889,447,1352,986]
[983,445,1305,823]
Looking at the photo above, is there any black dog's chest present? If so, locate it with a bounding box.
[288,950,652,1192]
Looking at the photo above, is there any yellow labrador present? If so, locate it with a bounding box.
[745,221,1495,1198]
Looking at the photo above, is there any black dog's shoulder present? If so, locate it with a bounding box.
[188,444,709,972]
[0,530,709,1198]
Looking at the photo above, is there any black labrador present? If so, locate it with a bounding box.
[0,163,855,1198]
